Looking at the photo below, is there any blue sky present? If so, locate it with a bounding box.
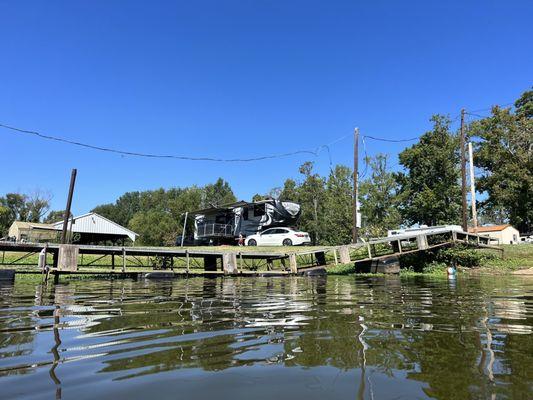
[1,1,532,215]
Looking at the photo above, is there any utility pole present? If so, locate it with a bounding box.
[61,169,77,244]
[353,128,359,243]
[468,142,478,232]
[460,109,468,232]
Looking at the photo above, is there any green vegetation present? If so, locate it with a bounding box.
[396,115,462,226]
[328,244,533,276]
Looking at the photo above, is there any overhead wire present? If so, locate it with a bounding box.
[0,122,349,163]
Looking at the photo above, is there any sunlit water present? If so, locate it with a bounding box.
[0,275,532,399]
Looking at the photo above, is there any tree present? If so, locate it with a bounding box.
[397,115,461,226]
[469,91,533,232]
[322,165,353,245]
[25,190,51,222]
[44,210,71,224]
[203,178,236,207]
[279,179,299,202]
[359,154,401,237]
[129,210,178,246]
[297,162,326,244]
[0,192,51,235]
[90,179,236,245]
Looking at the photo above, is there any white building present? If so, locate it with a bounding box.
[53,212,138,244]
[469,224,520,245]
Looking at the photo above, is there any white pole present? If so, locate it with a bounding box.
[468,142,478,232]
[180,212,188,247]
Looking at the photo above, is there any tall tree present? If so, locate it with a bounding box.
[297,162,326,244]
[322,165,353,245]
[469,90,533,232]
[25,190,52,222]
[397,115,461,226]
[203,178,237,207]
[279,179,299,202]
[359,154,401,237]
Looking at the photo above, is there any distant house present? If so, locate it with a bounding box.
[8,221,58,242]
[468,224,520,245]
[52,212,138,245]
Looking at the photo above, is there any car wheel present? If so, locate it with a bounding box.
[248,239,257,246]
[282,238,293,246]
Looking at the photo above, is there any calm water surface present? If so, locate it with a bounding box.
[0,275,532,400]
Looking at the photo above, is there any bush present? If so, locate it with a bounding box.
[435,246,495,268]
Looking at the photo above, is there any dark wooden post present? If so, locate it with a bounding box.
[61,169,77,244]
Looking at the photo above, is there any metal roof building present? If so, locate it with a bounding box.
[53,212,138,244]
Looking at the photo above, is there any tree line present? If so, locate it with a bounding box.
[1,89,531,245]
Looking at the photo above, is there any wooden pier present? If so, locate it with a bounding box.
[0,229,502,278]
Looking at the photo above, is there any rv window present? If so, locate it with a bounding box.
[243,208,249,220]
[253,204,265,217]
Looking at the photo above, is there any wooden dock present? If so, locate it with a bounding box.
[0,229,502,278]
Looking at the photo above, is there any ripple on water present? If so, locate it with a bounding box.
[0,275,532,400]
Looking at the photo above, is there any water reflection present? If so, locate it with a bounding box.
[0,275,532,399]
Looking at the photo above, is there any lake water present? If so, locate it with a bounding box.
[0,275,532,400]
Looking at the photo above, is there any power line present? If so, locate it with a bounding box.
[363,135,420,143]
[0,122,351,163]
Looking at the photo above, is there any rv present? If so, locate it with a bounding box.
[192,200,301,245]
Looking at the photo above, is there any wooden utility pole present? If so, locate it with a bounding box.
[468,142,478,232]
[460,109,468,232]
[353,128,359,243]
[61,169,77,244]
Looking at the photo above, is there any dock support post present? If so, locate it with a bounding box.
[222,253,238,275]
[315,251,326,266]
[111,254,115,270]
[185,250,190,273]
[333,248,338,265]
[57,244,78,271]
[122,248,126,272]
[288,254,298,274]
[204,255,218,272]
[416,235,429,251]
[339,246,351,264]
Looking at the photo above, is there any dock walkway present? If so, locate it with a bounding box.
[0,229,502,278]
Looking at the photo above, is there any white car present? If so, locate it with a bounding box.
[245,227,311,246]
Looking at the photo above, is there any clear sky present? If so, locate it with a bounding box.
[1,0,532,215]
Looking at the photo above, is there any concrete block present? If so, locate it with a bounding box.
[57,245,79,271]
[339,246,351,264]
[289,254,298,273]
[222,253,238,274]
[416,234,428,250]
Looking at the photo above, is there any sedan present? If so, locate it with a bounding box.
[245,227,311,246]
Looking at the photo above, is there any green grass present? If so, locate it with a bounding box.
[479,244,533,272]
